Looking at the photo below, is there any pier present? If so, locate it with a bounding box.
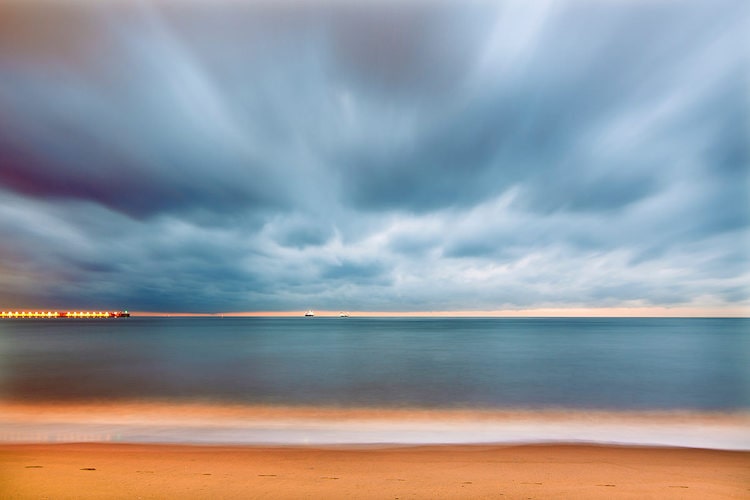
[0,311,130,318]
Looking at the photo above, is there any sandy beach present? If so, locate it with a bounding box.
[2,442,748,499]
[2,403,748,498]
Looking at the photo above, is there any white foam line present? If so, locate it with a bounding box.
[2,419,748,450]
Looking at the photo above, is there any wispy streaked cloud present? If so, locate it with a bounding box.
[0,0,747,314]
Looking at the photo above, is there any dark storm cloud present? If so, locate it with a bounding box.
[327,2,492,98]
[0,2,298,218]
[267,215,335,249]
[321,259,389,284]
[0,0,747,313]
[340,0,745,216]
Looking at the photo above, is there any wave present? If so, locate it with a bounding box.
[1,401,748,450]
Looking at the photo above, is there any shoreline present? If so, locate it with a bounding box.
[2,402,748,450]
[2,442,748,499]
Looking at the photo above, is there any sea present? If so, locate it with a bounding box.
[1,317,748,448]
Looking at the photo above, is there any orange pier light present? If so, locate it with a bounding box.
[0,310,129,319]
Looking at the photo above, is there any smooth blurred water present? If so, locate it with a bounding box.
[0,317,747,410]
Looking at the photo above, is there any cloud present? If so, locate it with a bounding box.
[0,0,747,313]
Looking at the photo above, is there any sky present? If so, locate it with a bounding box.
[0,0,748,315]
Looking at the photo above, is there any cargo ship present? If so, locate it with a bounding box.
[0,310,130,318]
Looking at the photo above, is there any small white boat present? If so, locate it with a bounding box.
[304,310,314,317]
[339,312,350,318]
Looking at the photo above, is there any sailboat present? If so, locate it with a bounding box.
[304,309,314,317]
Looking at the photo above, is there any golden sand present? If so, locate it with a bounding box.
[1,442,748,499]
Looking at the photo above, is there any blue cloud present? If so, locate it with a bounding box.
[0,0,747,312]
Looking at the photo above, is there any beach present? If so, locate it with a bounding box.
[2,442,748,499]
[1,403,749,498]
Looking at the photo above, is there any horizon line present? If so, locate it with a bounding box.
[128,306,749,318]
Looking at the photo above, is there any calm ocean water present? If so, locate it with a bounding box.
[1,317,747,411]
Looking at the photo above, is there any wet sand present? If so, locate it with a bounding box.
[1,442,748,499]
